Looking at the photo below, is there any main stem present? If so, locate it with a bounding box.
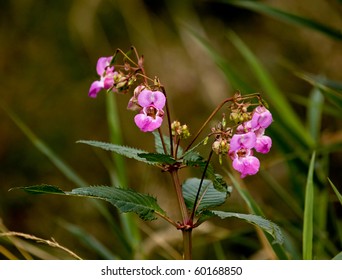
[182,230,192,260]
[170,170,192,259]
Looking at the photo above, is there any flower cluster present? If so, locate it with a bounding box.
[88,51,273,179]
[88,55,166,132]
[228,106,273,178]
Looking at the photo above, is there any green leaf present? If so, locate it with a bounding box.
[328,178,342,206]
[182,178,229,212]
[12,185,66,195]
[16,185,166,221]
[77,140,156,165]
[210,210,284,245]
[138,153,177,165]
[303,152,316,260]
[332,251,342,260]
[222,0,342,41]
[183,151,229,192]
[69,186,166,221]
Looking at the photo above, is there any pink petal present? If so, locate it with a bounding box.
[255,135,272,154]
[232,154,260,178]
[237,120,253,133]
[138,89,166,109]
[251,106,273,129]
[88,80,104,98]
[230,132,256,152]
[134,114,163,132]
[96,56,113,76]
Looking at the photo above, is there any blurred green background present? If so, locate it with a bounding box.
[1,0,342,259]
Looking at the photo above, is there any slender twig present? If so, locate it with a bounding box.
[190,150,214,221]
[185,97,233,152]
[113,47,139,67]
[185,93,262,153]
[161,86,174,157]
[174,137,180,159]
[154,212,179,228]
[158,128,168,155]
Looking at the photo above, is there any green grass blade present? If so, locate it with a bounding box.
[223,0,342,41]
[60,221,119,260]
[106,94,128,186]
[226,30,314,148]
[328,178,342,206]
[295,72,342,112]
[183,25,254,92]
[1,105,87,187]
[303,152,316,260]
[307,88,324,142]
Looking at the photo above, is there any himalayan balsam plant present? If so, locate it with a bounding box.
[18,47,283,259]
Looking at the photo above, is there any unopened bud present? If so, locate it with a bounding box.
[212,141,221,154]
[171,121,190,139]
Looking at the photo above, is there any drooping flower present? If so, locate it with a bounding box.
[229,148,260,178]
[254,128,272,154]
[134,89,166,132]
[88,56,117,98]
[228,105,273,177]
[251,106,273,129]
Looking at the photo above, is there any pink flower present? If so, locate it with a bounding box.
[254,128,272,154]
[228,106,273,178]
[229,148,260,178]
[89,56,117,98]
[230,132,256,152]
[134,89,166,132]
[251,106,273,129]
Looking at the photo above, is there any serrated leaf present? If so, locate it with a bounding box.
[182,178,229,212]
[16,185,166,221]
[77,140,156,165]
[183,151,228,191]
[11,185,66,195]
[138,153,177,165]
[210,210,284,245]
[69,186,166,221]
